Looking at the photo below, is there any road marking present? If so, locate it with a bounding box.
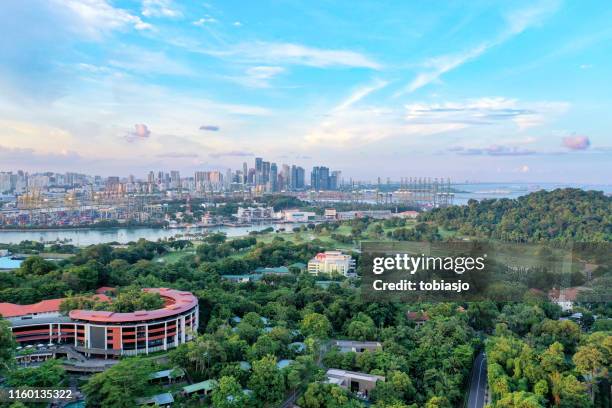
[474,355,485,408]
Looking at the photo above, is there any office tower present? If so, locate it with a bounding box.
[269,163,278,192]
[262,161,270,184]
[331,170,341,190]
[248,168,256,184]
[170,171,180,189]
[311,166,330,191]
[195,171,206,191]
[225,168,232,190]
[243,162,248,184]
[255,157,263,185]
[148,171,155,184]
[293,166,305,189]
[281,164,290,190]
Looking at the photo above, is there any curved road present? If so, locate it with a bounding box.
[467,351,487,408]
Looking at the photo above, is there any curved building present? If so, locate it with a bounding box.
[0,288,198,357]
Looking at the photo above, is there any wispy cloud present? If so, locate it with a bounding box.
[450,145,536,156]
[206,42,381,69]
[200,125,220,132]
[55,0,152,38]
[193,16,217,26]
[209,150,254,158]
[230,66,286,88]
[396,0,560,95]
[405,98,568,129]
[334,79,388,111]
[142,0,182,18]
[156,152,198,158]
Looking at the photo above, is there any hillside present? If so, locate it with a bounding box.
[420,188,612,242]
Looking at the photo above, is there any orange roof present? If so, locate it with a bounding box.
[0,293,111,319]
[0,298,64,318]
[69,288,197,323]
[95,286,116,294]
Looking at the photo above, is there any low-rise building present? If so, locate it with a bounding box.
[234,206,275,223]
[397,210,419,219]
[332,340,382,353]
[279,209,317,223]
[406,311,429,327]
[0,288,199,358]
[326,368,384,399]
[308,251,355,276]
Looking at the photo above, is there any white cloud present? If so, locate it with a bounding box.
[399,44,488,95]
[396,0,560,95]
[193,16,217,26]
[142,0,182,18]
[108,46,194,75]
[206,42,381,69]
[405,97,569,130]
[334,79,388,111]
[55,0,152,38]
[303,96,568,149]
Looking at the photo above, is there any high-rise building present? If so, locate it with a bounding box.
[269,163,278,192]
[281,164,290,190]
[255,157,263,185]
[311,166,330,191]
[262,161,270,185]
[225,168,232,190]
[290,166,305,190]
[170,171,180,189]
[331,170,342,190]
[243,162,248,184]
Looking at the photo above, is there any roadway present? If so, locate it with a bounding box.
[466,351,487,408]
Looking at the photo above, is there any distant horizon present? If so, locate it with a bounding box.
[1,165,612,189]
[1,1,611,183]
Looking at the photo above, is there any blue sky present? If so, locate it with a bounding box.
[0,0,611,183]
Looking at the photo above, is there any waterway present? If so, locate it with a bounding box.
[0,223,286,246]
[0,256,23,269]
[0,182,609,246]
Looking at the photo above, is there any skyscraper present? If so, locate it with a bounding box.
[243,162,248,184]
[262,161,270,185]
[255,157,263,185]
[269,163,278,192]
[311,166,330,191]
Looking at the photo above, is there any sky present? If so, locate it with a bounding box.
[0,0,611,183]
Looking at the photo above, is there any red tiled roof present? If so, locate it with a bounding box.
[69,288,197,323]
[95,286,116,294]
[0,299,64,318]
[0,293,109,319]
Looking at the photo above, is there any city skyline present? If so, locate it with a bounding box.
[1,1,611,182]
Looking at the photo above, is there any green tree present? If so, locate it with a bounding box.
[494,391,543,408]
[0,319,16,374]
[82,358,154,408]
[300,312,332,339]
[346,313,377,341]
[248,355,285,406]
[6,359,65,387]
[572,345,605,401]
[212,376,251,408]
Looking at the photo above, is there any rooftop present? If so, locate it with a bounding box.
[0,293,110,319]
[183,379,218,394]
[69,288,198,323]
